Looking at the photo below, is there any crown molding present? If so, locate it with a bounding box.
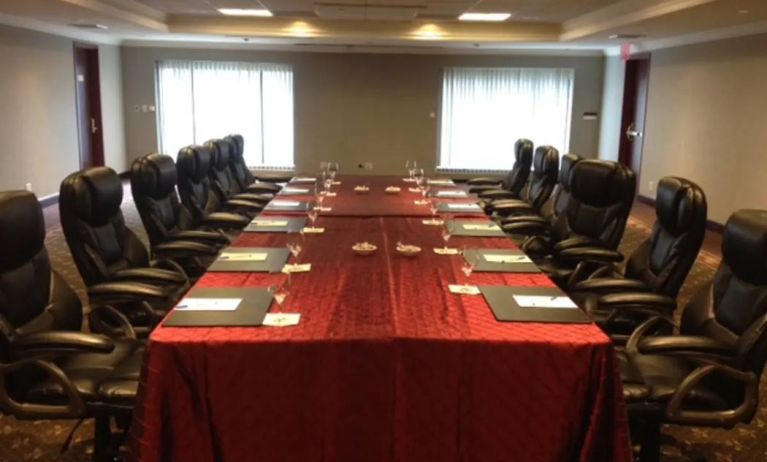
[632,20,767,52]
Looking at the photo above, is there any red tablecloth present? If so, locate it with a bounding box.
[128,179,631,462]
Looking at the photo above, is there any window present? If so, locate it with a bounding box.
[156,60,294,168]
[438,67,574,171]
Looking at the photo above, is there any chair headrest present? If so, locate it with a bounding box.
[0,191,45,271]
[558,153,581,187]
[226,134,244,158]
[132,154,177,199]
[206,139,231,171]
[723,209,767,285]
[177,145,212,182]
[532,146,559,178]
[655,177,706,236]
[569,160,634,207]
[514,139,534,166]
[65,167,123,226]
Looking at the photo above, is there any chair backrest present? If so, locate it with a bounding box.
[224,134,254,191]
[59,167,150,286]
[205,139,239,201]
[624,177,707,297]
[177,144,221,221]
[519,146,559,211]
[502,139,533,195]
[552,159,636,248]
[538,153,581,225]
[0,191,83,402]
[131,153,196,247]
[679,209,767,416]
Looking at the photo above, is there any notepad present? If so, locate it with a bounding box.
[218,252,268,262]
[447,203,480,210]
[272,200,301,207]
[512,295,578,309]
[175,298,241,311]
[252,220,289,227]
[483,254,532,264]
[263,313,301,327]
[282,263,311,273]
[293,177,316,183]
[463,224,500,231]
[436,190,467,197]
[429,179,454,186]
[283,188,309,194]
[449,284,480,295]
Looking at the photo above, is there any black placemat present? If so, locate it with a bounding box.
[207,247,290,273]
[449,220,505,237]
[279,186,315,196]
[265,200,313,212]
[245,216,307,233]
[464,248,541,273]
[480,286,592,324]
[163,287,273,327]
[437,202,483,214]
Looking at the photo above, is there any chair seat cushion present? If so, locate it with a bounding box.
[617,350,729,410]
[534,258,575,287]
[25,338,142,404]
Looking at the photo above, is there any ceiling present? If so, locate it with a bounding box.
[0,0,765,53]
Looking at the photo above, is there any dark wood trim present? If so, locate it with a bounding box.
[636,195,724,234]
[39,194,59,208]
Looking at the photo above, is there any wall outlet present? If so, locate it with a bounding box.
[648,180,655,193]
[25,183,32,192]
[358,162,373,170]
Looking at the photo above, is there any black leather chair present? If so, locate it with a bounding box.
[525,160,636,287]
[205,138,272,211]
[59,167,196,332]
[485,146,559,216]
[569,177,707,339]
[620,209,767,462]
[224,134,283,194]
[177,144,261,223]
[0,191,142,461]
[465,138,533,197]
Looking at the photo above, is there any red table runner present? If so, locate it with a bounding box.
[128,178,631,462]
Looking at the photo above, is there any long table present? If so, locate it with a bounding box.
[128,176,631,462]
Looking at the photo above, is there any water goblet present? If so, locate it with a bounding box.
[307,208,319,227]
[441,221,453,250]
[328,162,339,181]
[413,168,424,187]
[269,274,292,311]
[460,247,479,288]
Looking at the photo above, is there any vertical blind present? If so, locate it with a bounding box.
[156,60,294,167]
[439,67,574,170]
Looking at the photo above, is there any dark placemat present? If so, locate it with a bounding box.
[207,247,290,273]
[480,286,592,324]
[279,186,315,196]
[265,200,313,212]
[245,216,307,233]
[163,287,273,327]
[464,248,540,273]
[437,202,483,214]
[449,220,505,237]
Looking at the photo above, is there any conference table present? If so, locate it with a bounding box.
[127,176,632,462]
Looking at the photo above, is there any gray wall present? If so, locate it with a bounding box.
[121,47,605,175]
[598,55,625,162]
[0,24,126,198]
[640,33,767,223]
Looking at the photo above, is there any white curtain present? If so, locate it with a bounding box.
[439,67,574,170]
[156,60,294,167]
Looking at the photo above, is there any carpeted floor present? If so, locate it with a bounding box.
[1,194,764,462]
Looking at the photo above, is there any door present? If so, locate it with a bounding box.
[74,44,104,169]
[618,54,651,177]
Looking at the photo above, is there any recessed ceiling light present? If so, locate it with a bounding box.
[218,8,273,17]
[458,12,511,22]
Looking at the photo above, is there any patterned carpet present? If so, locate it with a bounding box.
[1,192,764,462]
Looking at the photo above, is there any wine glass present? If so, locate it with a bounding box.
[328,162,339,181]
[429,200,439,221]
[321,169,329,186]
[307,208,319,228]
[441,221,453,250]
[286,240,303,263]
[269,274,292,312]
[420,184,430,199]
[413,168,424,187]
[406,160,417,179]
[460,247,479,288]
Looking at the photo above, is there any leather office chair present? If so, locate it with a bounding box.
[525,160,636,287]
[177,144,261,223]
[620,209,767,462]
[131,153,232,247]
[224,134,283,194]
[499,153,581,237]
[484,146,559,216]
[59,167,197,332]
[569,177,707,339]
[0,191,143,461]
[205,138,272,210]
[465,138,534,197]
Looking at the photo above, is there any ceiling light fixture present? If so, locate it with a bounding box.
[458,12,511,22]
[218,8,273,17]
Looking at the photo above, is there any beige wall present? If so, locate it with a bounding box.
[641,33,767,224]
[598,55,625,162]
[121,47,605,175]
[0,24,126,198]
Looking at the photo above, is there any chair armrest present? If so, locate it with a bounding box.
[599,292,676,310]
[553,236,605,253]
[87,281,171,304]
[492,201,535,216]
[246,182,281,194]
[231,193,271,204]
[112,267,186,285]
[170,230,229,245]
[201,212,250,229]
[570,277,650,294]
[11,331,115,358]
[555,247,624,265]
[87,305,137,340]
[499,215,546,226]
[153,240,219,258]
[479,190,518,200]
[466,177,502,186]
[638,336,736,357]
[0,358,86,418]
[225,199,264,211]
[501,220,549,235]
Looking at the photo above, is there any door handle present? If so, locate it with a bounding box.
[91,118,98,134]
[626,123,642,140]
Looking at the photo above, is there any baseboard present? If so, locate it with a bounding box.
[637,194,724,234]
[39,194,58,208]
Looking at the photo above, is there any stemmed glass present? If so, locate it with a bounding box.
[428,199,439,221]
[269,273,292,312]
[420,183,430,200]
[460,246,479,289]
[328,162,339,181]
[441,221,453,250]
[413,168,425,187]
[307,207,319,228]
[286,238,303,264]
[406,160,417,179]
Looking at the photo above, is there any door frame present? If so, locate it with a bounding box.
[617,52,651,175]
[73,42,105,169]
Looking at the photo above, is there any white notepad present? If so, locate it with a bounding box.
[512,295,578,309]
[218,252,268,262]
[436,190,467,197]
[293,177,316,183]
[252,220,289,227]
[483,254,532,264]
[283,188,309,194]
[447,203,480,210]
[429,179,454,186]
[175,298,241,311]
[463,223,500,231]
[272,200,301,207]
